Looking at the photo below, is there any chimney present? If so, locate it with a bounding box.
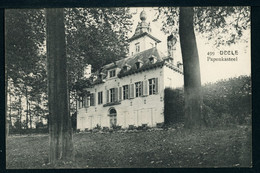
[83,64,92,78]
[167,34,177,63]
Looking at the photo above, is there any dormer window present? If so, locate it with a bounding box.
[135,42,140,53]
[149,56,157,64]
[136,62,140,69]
[99,72,106,80]
[135,60,143,69]
[123,64,131,71]
[109,69,116,78]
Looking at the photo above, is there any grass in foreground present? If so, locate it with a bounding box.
[6,125,251,168]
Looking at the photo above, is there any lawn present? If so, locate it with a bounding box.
[6,125,252,168]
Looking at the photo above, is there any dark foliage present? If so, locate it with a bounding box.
[164,88,184,125]
[9,127,48,135]
[164,75,251,127]
[202,75,251,126]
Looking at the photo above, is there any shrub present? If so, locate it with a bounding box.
[9,128,49,135]
[102,127,109,132]
[202,76,251,126]
[128,125,137,130]
[142,124,149,130]
[93,124,101,130]
[164,88,184,125]
[156,123,164,128]
[112,125,121,130]
[164,76,251,127]
[137,126,143,130]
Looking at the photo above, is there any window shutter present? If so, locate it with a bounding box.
[115,88,118,102]
[119,87,122,101]
[93,93,96,106]
[101,92,103,104]
[155,78,159,94]
[128,84,131,99]
[129,84,132,99]
[144,80,148,96]
[107,90,109,103]
[141,81,143,96]
[131,84,135,98]
[83,96,86,107]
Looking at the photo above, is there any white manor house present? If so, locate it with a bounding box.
[77,10,184,131]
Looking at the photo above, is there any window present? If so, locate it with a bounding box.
[98,91,103,104]
[149,78,156,95]
[123,85,129,100]
[110,88,115,102]
[123,66,128,71]
[90,93,95,106]
[135,82,142,97]
[109,70,116,78]
[79,96,84,108]
[149,57,154,64]
[135,62,143,69]
[135,42,140,53]
[135,62,140,69]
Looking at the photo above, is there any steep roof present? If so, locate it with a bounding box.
[102,47,166,71]
[90,47,182,85]
[128,32,161,43]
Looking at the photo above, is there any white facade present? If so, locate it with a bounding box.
[77,65,183,131]
[77,10,183,131]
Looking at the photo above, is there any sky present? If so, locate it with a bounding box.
[129,7,251,84]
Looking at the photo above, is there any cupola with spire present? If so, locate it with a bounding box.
[128,9,161,56]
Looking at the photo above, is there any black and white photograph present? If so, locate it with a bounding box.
[5,6,251,168]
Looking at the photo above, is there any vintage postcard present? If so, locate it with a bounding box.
[5,7,251,168]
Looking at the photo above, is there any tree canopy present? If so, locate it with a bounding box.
[155,7,250,46]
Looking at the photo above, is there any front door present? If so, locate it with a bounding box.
[109,108,117,128]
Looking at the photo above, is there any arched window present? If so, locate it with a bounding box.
[109,108,117,115]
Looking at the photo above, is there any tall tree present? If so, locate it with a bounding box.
[46,8,74,163]
[179,7,203,128]
[5,9,46,131]
[155,7,250,128]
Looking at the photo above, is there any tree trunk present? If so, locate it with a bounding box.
[179,7,204,129]
[6,75,9,137]
[46,8,74,164]
[25,86,29,129]
[29,101,32,129]
[19,95,22,135]
[9,90,12,128]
